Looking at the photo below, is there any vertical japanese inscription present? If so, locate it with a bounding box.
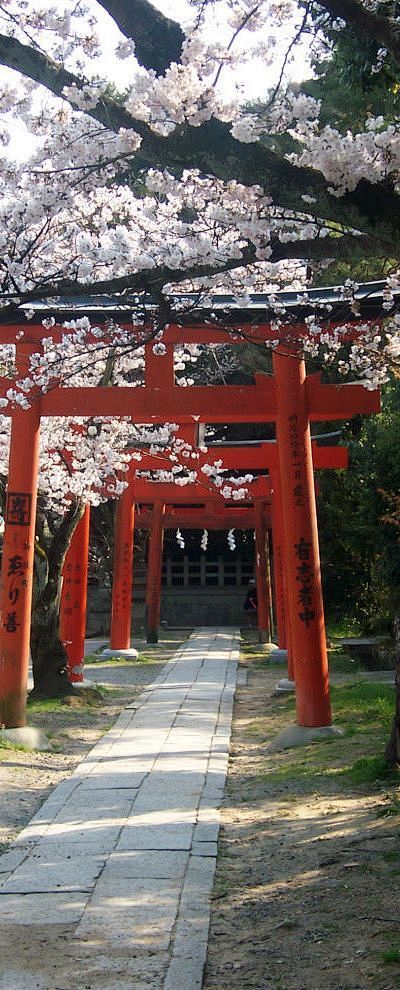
[288,414,305,507]
[294,538,316,627]
[4,553,28,634]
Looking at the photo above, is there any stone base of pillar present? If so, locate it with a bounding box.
[268,723,343,753]
[269,649,288,664]
[102,647,139,659]
[274,678,296,694]
[146,632,158,644]
[258,641,279,653]
[2,726,53,751]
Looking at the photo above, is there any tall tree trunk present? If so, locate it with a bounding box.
[29,500,85,699]
[385,613,400,767]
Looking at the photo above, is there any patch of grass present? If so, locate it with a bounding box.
[262,759,325,783]
[0,736,30,752]
[27,694,104,715]
[137,652,167,664]
[326,617,362,639]
[27,697,73,714]
[258,681,399,794]
[381,948,400,965]
[328,649,360,674]
[376,792,400,817]
[84,653,146,666]
[330,681,394,728]
[263,751,398,789]
[342,755,397,785]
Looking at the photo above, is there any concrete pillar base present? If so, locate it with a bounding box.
[102,647,139,660]
[269,649,288,664]
[258,641,279,654]
[268,723,343,753]
[275,678,296,693]
[2,726,53,751]
[146,632,158,645]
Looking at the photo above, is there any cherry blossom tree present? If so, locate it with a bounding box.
[0,1,396,381]
[0,1,396,304]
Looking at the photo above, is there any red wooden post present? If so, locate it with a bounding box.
[273,347,331,727]
[145,341,174,388]
[270,469,287,650]
[0,344,41,728]
[270,467,294,681]
[255,501,272,643]
[109,490,135,651]
[60,505,90,683]
[146,502,165,644]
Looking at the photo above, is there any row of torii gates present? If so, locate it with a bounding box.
[0,314,380,733]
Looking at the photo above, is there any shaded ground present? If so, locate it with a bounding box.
[204,641,400,990]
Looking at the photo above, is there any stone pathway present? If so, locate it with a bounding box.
[0,628,239,990]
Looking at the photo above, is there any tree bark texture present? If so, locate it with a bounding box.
[384,613,400,766]
[29,500,85,699]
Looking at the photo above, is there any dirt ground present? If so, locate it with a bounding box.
[204,655,400,990]
[1,642,400,990]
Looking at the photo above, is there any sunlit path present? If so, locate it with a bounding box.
[0,628,239,990]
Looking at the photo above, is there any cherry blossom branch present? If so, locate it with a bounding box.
[0,231,385,316]
[2,29,400,247]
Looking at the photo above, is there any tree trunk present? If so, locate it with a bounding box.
[29,500,85,699]
[384,614,400,767]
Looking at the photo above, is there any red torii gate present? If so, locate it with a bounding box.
[59,436,348,687]
[110,439,348,645]
[0,325,379,731]
[111,477,272,649]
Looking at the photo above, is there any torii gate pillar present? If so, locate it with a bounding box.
[270,470,287,650]
[146,503,165,644]
[0,344,41,728]
[255,501,272,643]
[60,505,90,683]
[105,490,137,658]
[273,348,331,728]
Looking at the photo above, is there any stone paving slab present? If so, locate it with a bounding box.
[0,853,105,893]
[0,627,240,989]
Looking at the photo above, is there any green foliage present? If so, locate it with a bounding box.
[381,947,400,965]
[376,793,400,817]
[304,3,400,132]
[0,737,29,752]
[317,380,400,632]
[343,755,396,785]
[328,649,360,674]
[331,681,395,725]
[263,679,397,790]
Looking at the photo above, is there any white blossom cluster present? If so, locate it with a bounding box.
[227,528,236,550]
[176,527,185,549]
[200,528,208,551]
[290,118,400,197]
